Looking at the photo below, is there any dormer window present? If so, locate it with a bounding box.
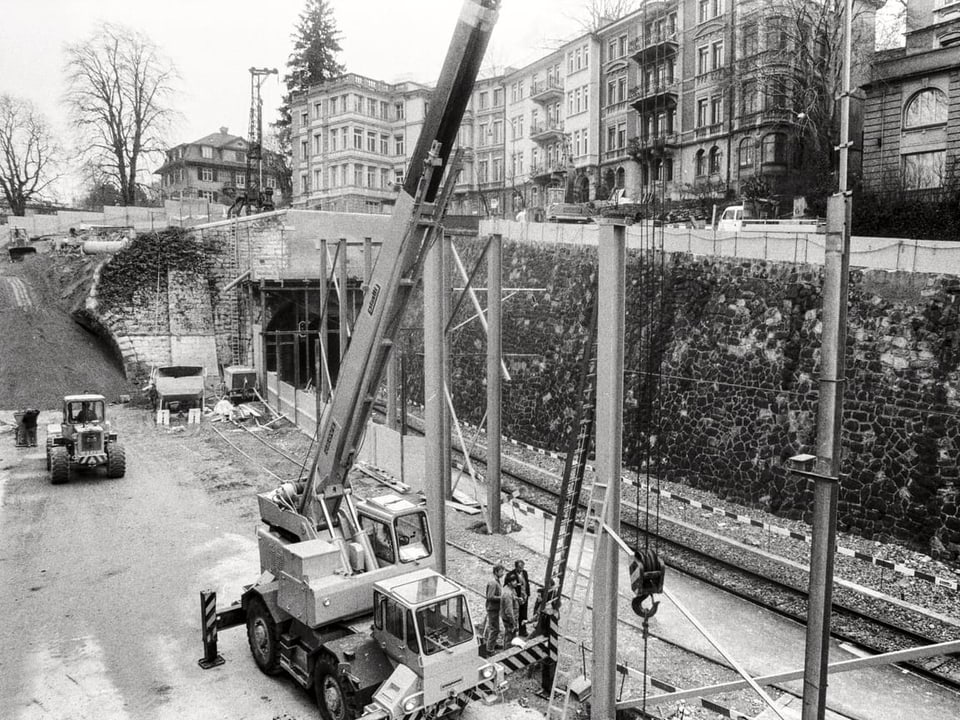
[200,145,213,159]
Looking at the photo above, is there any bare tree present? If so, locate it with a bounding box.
[573,0,641,34]
[64,23,178,206]
[0,95,61,216]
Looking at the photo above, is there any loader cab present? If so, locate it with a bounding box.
[65,396,105,426]
[357,494,433,568]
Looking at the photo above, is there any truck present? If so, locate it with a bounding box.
[212,3,528,719]
[716,204,824,234]
[147,365,206,415]
[46,394,126,484]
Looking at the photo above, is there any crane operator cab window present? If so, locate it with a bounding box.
[375,593,420,655]
[417,594,473,654]
[362,516,397,565]
[396,512,432,562]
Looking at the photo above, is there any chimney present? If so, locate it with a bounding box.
[220,126,229,135]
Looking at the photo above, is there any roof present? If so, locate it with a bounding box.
[191,131,246,149]
[64,394,106,402]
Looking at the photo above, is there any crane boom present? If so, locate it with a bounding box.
[279,0,501,539]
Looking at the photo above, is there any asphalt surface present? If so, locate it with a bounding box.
[0,408,318,720]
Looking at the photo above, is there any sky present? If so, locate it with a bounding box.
[0,0,598,203]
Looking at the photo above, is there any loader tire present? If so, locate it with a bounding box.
[313,660,355,720]
[106,443,126,478]
[45,445,51,471]
[50,447,69,485]
[246,596,281,676]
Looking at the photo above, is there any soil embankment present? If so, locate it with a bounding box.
[0,246,133,409]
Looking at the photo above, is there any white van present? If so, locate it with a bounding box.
[716,205,753,232]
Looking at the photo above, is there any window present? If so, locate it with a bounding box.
[511,82,519,102]
[695,149,706,176]
[762,133,787,164]
[266,176,277,189]
[381,168,390,188]
[417,595,473,655]
[617,122,626,150]
[698,0,719,23]
[478,123,488,146]
[741,81,758,117]
[697,98,709,127]
[607,125,617,153]
[199,167,214,182]
[301,139,309,159]
[767,76,788,109]
[368,98,377,117]
[360,515,397,565]
[492,156,503,182]
[904,88,948,128]
[354,128,363,149]
[235,172,245,187]
[381,101,389,119]
[314,168,322,191]
[712,41,724,69]
[492,120,503,143]
[394,169,404,185]
[607,79,617,105]
[396,512,431,562]
[381,597,418,653]
[493,88,503,106]
[314,134,322,154]
[314,102,322,118]
[766,17,788,51]
[380,134,389,155]
[608,38,618,61]
[394,135,404,156]
[742,22,758,56]
[394,102,404,119]
[367,131,377,152]
[709,146,721,174]
[235,150,245,162]
[301,173,309,193]
[341,127,348,148]
[354,165,363,186]
[697,46,710,75]
[354,94,363,112]
[479,92,488,110]
[329,130,338,152]
[738,138,755,169]
[300,111,308,126]
[200,145,213,159]
[478,159,488,183]
[902,151,945,189]
[367,166,377,188]
[710,96,723,125]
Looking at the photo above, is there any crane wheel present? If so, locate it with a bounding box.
[246,596,281,675]
[106,443,126,478]
[50,447,69,485]
[314,659,355,720]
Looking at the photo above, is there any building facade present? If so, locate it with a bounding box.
[862,0,960,194]
[156,128,281,204]
[290,0,878,216]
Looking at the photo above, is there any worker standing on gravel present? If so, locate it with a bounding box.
[483,564,505,656]
[22,409,39,446]
[501,575,519,645]
[505,559,530,636]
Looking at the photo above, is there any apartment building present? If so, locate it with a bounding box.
[862,0,960,194]
[156,128,281,204]
[290,0,881,215]
[290,74,431,213]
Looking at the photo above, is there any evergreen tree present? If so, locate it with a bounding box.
[274,0,344,203]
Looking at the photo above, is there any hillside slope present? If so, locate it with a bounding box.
[0,246,133,409]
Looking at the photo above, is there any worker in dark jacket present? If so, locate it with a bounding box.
[22,409,39,446]
[483,564,505,656]
[505,559,531,636]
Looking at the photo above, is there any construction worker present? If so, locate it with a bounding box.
[501,575,519,645]
[21,409,39,446]
[505,559,531,636]
[75,402,97,423]
[483,564,505,656]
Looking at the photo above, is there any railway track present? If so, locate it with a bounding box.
[214,411,960,693]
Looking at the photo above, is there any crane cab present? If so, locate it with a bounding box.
[369,569,502,717]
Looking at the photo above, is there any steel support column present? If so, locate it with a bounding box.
[593,219,625,719]
[442,231,452,500]
[338,238,349,363]
[486,233,502,533]
[320,239,330,401]
[425,233,446,572]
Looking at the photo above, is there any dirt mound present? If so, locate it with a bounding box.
[0,247,133,410]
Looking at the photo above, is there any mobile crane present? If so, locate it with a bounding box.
[214,3,514,719]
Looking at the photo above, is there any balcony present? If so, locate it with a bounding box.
[628,81,679,112]
[738,108,797,129]
[530,162,568,180]
[694,122,725,140]
[530,120,565,144]
[629,32,679,64]
[632,133,679,156]
[531,77,564,104]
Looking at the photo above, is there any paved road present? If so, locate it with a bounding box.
[0,407,317,720]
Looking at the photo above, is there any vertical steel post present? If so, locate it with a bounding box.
[486,233,502,533]
[198,589,225,669]
[442,231,453,499]
[425,232,446,573]
[802,2,851,719]
[338,238,349,364]
[320,239,330,401]
[592,220,625,720]
[386,350,399,431]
